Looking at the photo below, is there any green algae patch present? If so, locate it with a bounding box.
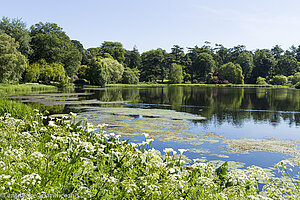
[188,148,211,154]
[222,137,300,155]
[204,132,226,140]
[210,154,230,158]
[80,107,205,120]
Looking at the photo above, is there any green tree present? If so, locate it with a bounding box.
[236,51,254,82]
[288,72,300,85]
[140,49,166,82]
[101,41,125,64]
[269,75,288,85]
[191,53,216,81]
[271,45,284,59]
[122,67,138,84]
[24,59,68,85]
[0,17,32,58]
[124,47,141,69]
[89,58,124,86]
[218,62,244,84]
[30,22,82,78]
[169,63,183,84]
[273,55,297,76]
[256,77,267,85]
[0,33,27,83]
[252,49,276,82]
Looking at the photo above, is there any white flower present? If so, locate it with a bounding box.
[48,121,56,127]
[142,133,149,139]
[163,148,174,154]
[169,168,176,173]
[178,149,187,155]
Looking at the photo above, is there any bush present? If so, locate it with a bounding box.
[269,75,288,85]
[256,77,267,85]
[169,63,183,84]
[295,82,300,89]
[288,72,300,85]
[218,62,244,84]
[122,67,138,84]
[24,59,68,85]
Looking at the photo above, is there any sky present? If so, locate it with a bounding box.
[1,0,300,53]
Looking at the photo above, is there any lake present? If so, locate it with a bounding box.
[13,86,300,170]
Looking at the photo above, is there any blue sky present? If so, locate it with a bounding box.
[1,0,300,52]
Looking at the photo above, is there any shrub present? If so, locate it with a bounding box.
[218,62,244,84]
[122,67,138,84]
[269,75,288,85]
[295,82,300,89]
[256,77,267,85]
[169,63,183,84]
[288,72,300,85]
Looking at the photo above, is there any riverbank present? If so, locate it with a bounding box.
[0,83,57,93]
[0,103,298,199]
[83,83,289,89]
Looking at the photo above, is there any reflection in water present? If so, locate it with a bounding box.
[88,86,300,127]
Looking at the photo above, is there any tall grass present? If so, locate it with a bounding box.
[0,99,38,121]
[0,83,57,93]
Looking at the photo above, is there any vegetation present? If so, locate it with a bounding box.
[0,108,298,199]
[0,83,56,93]
[1,16,300,88]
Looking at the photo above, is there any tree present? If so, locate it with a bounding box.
[140,49,166,82]
[252,49,276,82]
[273,55,297,76]
[169,63,183,84]
[101,41,125,64]
[30,22,82,78]
[124,47,141,69]
[288,72,300,85]
[269,75,288,85]
[89,58,124,86]
[191,53,216,81]
[271,45,284,59]
[0,17,32,58]
[122,67,138,84]
[0,33,27,83]
[24,59,68,85]
[218,62,244,84]
[236,51,254,82]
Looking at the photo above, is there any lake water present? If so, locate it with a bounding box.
[14,86,300,170]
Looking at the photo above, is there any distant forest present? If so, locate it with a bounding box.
[1,17,300,87]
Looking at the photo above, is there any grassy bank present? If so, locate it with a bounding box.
[84,83,288,88]
[0,83,57,93]
[0,103,298,199]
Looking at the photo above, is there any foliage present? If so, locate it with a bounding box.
[89,58,124,86]
[124,47,141,69]
[0,111,299,199]
[140,49,166,82]
[169,63,183,84]
[0,17,32,58]
[24,59,68,85]
[269,75,288,85]
[256,77,267,85]
[288,72,300,85]
[30,22,82,78]
[0,33,27,83]
[273,55,298,76]
[252,49,276,82]
[218,62,244,84]
[191,52,216,80]
[122,67,139,84]
[236,51,254,81]
[101,41,126,64]
[294,82,300,89]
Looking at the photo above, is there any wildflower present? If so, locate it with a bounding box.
[169,168,176,173]
[69,112,77,117]
[142,132,149,139]
[163,148,174,154]
[178,149,187,155]
[48,121,56,127]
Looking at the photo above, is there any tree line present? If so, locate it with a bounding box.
[1,17,300,87]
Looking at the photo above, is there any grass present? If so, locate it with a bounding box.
[0,83,57,93]
[83,83,288,88]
